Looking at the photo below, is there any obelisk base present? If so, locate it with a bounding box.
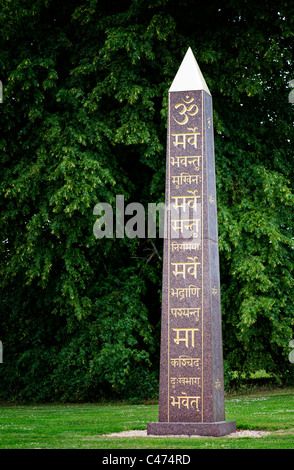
[147,421,236,437]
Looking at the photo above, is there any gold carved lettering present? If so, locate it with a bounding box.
[172,327,199,348]
[215,380,221,389]
[170,218,201,238]
[171,190,200,210]
[170,356,201,368]
[170,392,200,410]
[170,307,200,320]
[170,285,201,301]
[170,155,201,169]
[171,257,200,280]
[171,128,201,150]
[171,241,201,252]
[212,286,218,296]
[173,96,199,125]
[171,173,201,188]
[170,377,201,388]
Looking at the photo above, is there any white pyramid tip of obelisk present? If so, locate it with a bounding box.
[169,47,211,95]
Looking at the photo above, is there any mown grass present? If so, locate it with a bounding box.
[0,387,293,449]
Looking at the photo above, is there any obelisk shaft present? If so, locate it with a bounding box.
[147,49,236,436]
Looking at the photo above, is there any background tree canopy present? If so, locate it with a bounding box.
[0,0,293,401]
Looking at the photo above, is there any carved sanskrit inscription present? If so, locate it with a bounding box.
[148,48,236,436]
[167,92,204,422]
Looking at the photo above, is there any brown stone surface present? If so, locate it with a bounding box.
[147,83,235,436]
[147,421,236,437]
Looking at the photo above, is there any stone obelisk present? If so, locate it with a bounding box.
[147,48,236,436]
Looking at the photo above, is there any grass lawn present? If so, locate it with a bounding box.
[0,387,293,449]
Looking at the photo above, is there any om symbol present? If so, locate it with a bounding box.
[173,95,198,125]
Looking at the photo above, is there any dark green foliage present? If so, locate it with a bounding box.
[0,0,293,401]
